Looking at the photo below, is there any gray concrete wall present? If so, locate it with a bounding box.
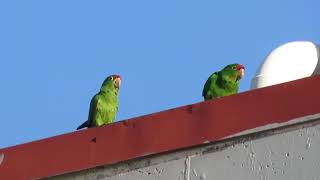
[47,116,320,180]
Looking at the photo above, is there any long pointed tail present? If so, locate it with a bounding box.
[77,121,89,130]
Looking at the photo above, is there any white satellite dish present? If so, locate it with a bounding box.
[251,41,320,89]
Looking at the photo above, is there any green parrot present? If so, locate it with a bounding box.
[77,75,121,130]
[202,64,245,101]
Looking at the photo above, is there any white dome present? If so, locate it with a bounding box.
[251,41,320,89]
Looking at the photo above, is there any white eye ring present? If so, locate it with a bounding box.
[232,66,237,70]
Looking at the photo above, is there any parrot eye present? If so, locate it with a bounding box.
[110,76,114,80]
[232,66,237,70]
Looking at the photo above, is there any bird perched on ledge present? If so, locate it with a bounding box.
[202,64,245,100]
[77,75,121,130]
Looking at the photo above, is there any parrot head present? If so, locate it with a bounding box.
[101,74,122,92]
[222,64,245,81]
[110,75,121,90]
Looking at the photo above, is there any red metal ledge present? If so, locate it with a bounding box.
[1,76,320,179]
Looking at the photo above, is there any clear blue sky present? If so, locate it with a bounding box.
[0,0,319,148]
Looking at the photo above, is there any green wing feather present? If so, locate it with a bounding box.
[88,94,104,127]
[88,92,118,127]
[202,72,218,100]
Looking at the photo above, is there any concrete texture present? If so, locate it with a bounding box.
[47,117,320,180]
[189,123,320,180]
[52,158,186,180]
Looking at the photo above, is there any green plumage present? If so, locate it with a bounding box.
[77,75,121,130]
[202,64,244,100]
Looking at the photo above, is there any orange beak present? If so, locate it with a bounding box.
[114,77,121,89]
[236,64,245,80]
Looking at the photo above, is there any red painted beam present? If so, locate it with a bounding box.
[1,76,320,179]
